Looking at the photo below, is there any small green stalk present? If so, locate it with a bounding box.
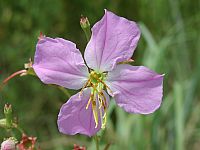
[94,135,100,150]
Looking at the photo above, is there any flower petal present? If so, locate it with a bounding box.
[84,10,141,72]
[33,37,89,90]
[105,64,164,114]
[57,88,109,136]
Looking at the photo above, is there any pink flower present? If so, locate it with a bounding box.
[17,134,37,150]
[73,144,86,150]
[33,10,164,136]
[1,139,16,150]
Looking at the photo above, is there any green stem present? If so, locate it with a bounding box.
[13,123,24,134]
[83,27,91,42]
[94,135,100,150]
[57,86,71,98]
[104,143,111,150]
[15,125,24,134]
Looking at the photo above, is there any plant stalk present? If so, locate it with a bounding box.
[94,135,99,150]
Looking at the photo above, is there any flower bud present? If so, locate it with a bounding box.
[4,104,12,114]
[4,104,13,128]
[80,16,91,41]
[1,139,16,150]
[80,16,90,29]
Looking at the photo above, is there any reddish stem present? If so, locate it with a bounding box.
[3,70,27,84]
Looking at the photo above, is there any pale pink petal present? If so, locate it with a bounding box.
[84,10,140,72]
[57,88,109,136]
[33,37,89,90]
[105,64,164,114]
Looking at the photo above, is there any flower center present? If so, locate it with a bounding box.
[89,71,107,128]
[89,71,105,83]
[80,71,111,129]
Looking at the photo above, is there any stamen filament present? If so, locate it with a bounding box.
[79,79,91,97]
[118,58,134,64]
[99,106,103,128]
[98,96,103,109]
[86,94,93,109]
[94,77,113,95]
[101,81,113,96]
[97,91,107,129]
[102,111,107,129]
[92,99,98,128]
[99,92,107,108]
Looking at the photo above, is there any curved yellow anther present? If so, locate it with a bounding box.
[79,79,91,98]
[92,99,98,128]
[86,94,93,109]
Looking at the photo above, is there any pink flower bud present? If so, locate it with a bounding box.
[1,139,16,150]
[80,16,90,29]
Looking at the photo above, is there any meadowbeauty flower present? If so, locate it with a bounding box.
[33,10,164,136]
[17,134,37,150]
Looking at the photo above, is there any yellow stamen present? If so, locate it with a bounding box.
[92,98,98,128]
[102,82,113,95]
[98,92,107,129]
[102,111,107,129]
[118,58,134,64]
[95,78,113,95]
[98,97,103,109]
[99,92,107,108]
[99,106,103,127]
[86,94,93,109]
[79,79,91,97]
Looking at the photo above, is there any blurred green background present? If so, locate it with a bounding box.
[0,0,200,149]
